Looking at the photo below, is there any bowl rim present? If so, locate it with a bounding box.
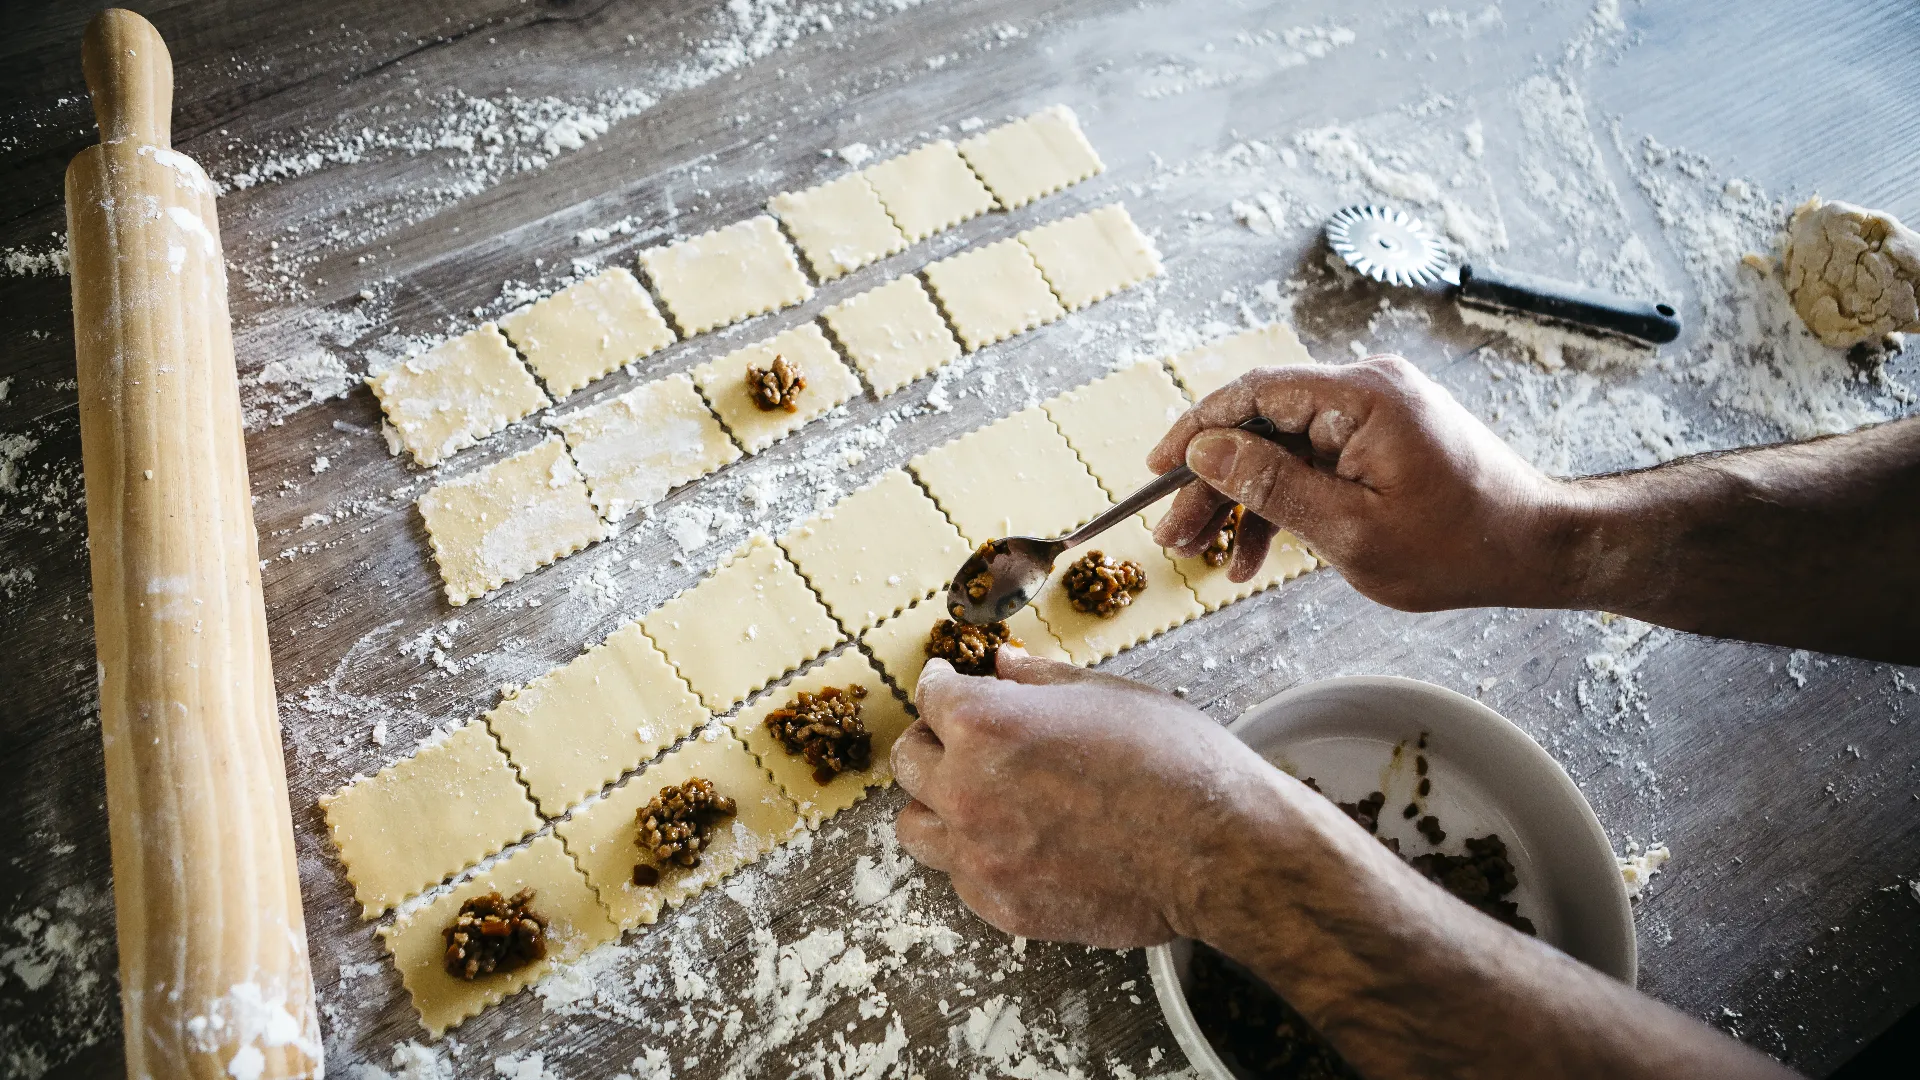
[1148,674,1634,1079]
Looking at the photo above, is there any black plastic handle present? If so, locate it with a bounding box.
[1457,263,1682,346]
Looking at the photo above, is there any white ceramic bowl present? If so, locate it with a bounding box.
[1147,675,1634,1079]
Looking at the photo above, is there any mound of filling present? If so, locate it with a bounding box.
[746,353,806,411]
[443,888,548,980]
[1061,550,1146,616]
[633,777,738,884]
[1203,505,1245,568]
[765,684,872,784]
[926,618,1023,676]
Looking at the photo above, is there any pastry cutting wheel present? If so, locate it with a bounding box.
[1324,203,1684,347]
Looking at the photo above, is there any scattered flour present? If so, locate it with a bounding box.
[1619,842,1672,901]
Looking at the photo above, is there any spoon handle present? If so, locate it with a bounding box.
[1058,417,1288,549]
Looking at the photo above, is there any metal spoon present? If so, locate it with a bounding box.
[944,416,1298,625]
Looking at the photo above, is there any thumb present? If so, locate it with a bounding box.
[1185,429,1357,532]
[995,648,1142,691]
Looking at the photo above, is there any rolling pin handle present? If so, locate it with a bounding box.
[82,8,174,147]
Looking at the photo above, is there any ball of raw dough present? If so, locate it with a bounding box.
[1782,195,1920,350]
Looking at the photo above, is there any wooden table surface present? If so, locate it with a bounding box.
[4,1,1918,1077]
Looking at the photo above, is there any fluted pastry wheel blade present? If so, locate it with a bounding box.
[1325,204,1451,287]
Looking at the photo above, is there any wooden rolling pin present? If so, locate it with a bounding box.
[65,11,321,1079]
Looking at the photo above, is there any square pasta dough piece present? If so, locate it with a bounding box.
[417,437,610,606]
[727,649,913,826]
[922,239,1065,352]
[770,173,907,281]
[499,267,675,398]
[907,406,1109,545]
[368,324,548,467]
[639,216,813,336]
[319,722,542,917]
[641,535,844,712]
[1019,204,1164,311]
[778,468,968,634]
[487,622,711,817]
[552,373,739,522]
[820,276,962,396]
[692,322,862,454]
[1168,321,1315,400]
[378,834,617,1037]
[861,597,1072,695]
[860,140,996,242]
[1032,515,1205,666]
[957,105,1105,210]
[554,725,802,930]
[1042,360,1190,522]
[1175,527,1318,611]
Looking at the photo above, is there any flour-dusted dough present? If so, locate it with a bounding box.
[378,834,618,1037]
[641,535,845,712]
[1167,322,1315,400]
[727,649,913,826]
[860,140,996,242]
[486,622,711,817]
[1175,529,1318,612]
[861,596,1070,693]
[1031,515,1205,665]
[319,722,542,918]
[552,373,740,522]
[499,268,676,398]
[1019,204,1164,311]
[554,724,802,930]
[1042,360,1191,525]
[820,275,963,395]
[368,324,549,467]
[691,323,862,454]
[638,216,813,336]
[1781,195,1920,349]
[957,105,1105,210]
[416,437,610,606]
[922,239,1066,352]
[778,468,968,634]
[770,173,909,281]
[907,406,1109,545]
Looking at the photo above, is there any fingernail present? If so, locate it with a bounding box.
[1187,431,1238,481]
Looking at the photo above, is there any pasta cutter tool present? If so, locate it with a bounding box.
[1324,204,1683,347]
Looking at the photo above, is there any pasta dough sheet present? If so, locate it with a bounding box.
[554,725,802,930]
[957,105,1105,210]
[727,649,913,826]
[639,216,813,336]
[1019,204,1164,311]
[641,535,845,712]
[486,621,711,817]
[499,267,675,398]
[770,173,908,280]
[319,722,542,918]
[778,468,968,634]
[553,373,740,522]
[1167,321,1315,400]
[1031,515,1206,665]
[368,324,549,467]
[1175,529,1319,611]
[862,597,1070,695]
[1042,360,1191,525]
[907,406,1109,545]
[378,834,618,1037]
[860,140,996,242]
[922,239,1066,351]
[691,323,862,454]
[417,437,610,606]
[820,275,962,396]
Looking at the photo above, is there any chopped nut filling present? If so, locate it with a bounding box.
[636,777,738,874]
[1411,835,1534,935]
[765,685,872,784]
[963,542,998,600]
[1202,505,1245,567]
[442,888,549,980]
[746,353,806,411]
[926,618,1024,677]
[1060,550,1147,617]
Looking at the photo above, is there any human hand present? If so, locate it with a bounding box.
[1148,355,1573,611]
[889,650,1284,948]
